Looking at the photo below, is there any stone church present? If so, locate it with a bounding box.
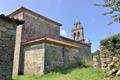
[9,7,91,75]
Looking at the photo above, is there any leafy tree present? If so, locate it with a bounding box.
[92,50,100,56]
[95,0,120,25]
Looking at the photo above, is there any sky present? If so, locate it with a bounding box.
[0,0,119,52]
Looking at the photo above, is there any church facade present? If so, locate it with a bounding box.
[9,7,91,75]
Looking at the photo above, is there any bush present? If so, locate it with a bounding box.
[101,33,120,54]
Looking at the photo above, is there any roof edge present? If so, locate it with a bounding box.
[22,37,80,48]
[9,6,62,26]
[60,36,91,46]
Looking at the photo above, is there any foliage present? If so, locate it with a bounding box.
[95,0,120,25]
[92,50,100,56]
[101,33,120,54]
[12,67,120,80]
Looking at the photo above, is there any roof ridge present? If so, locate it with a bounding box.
[9,6,62,26]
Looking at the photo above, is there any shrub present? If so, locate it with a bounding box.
[101,33,120,54]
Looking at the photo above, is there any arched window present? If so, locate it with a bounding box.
[73,32,76,40]
[77,32,80,40]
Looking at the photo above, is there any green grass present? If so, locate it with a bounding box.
[13,67,120,80]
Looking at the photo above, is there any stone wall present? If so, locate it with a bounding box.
[0,19,17,80]
[100,45,112,69]
[93,44,120,70]
[44,43,63,72]
[92,44,120,76]
[60,37,91,59]
[23,43,45,75]
[22,12,60,42]
[22,42,82,75]
[79,45,91,59]
[12,11,61,75]
[10,10,61,43]
[93,55,101,68]
[44,43,81,73]
[100,45,120,69]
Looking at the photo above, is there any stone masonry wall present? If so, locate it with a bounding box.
[44,43,80,73]
[12,11,60,75]
[93,55,101,68]
[100,45,120,69]
[79,45,91,60]
[44,43,63,72]
[100,45,112,69]
[60,37,91,60]
[11,11,60,43]
[22,12,60,43]
[0,19,17,80]
[93,44,120,70]
[22,42,82,75]
[24,43,45,75]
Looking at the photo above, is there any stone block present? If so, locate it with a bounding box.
[101,62,107,68]
[108,69,118,76]
[0,27,7,32]
[116,70,120,76]
[6,30,16,36]
[113,56,119,63]
[0,31,2,38]
[6,24,14,29]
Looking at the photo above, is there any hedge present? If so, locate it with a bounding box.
[101,33,120,54]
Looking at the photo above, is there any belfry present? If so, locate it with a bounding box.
[72,21,84,42]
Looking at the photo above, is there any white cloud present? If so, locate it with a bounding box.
[60,29,67,37]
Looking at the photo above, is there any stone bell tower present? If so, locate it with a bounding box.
[71,21,85,42]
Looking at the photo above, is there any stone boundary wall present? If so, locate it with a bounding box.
[0,19,17,80]
[93,55,101,68]
[93,44,120,70]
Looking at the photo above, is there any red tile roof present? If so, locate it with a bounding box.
[22,37,80,48]
[60,36,91,46]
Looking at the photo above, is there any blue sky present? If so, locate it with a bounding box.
[0,0,119,52]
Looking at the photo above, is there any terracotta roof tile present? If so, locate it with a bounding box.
[60,36,91,46]
[22,37,80,48]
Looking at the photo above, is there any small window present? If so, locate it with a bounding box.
[77,32,80,40]
[73,32,76,40]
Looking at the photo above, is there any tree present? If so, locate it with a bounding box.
[92,50,100,56]
[95,0,120,25]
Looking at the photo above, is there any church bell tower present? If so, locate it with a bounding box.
[71,21,85,42]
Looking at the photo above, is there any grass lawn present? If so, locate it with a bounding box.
[13,67,120,80]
